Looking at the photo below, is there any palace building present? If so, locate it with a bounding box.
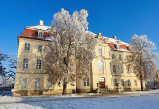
[14,21,145,96]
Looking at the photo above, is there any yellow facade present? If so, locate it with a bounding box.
[14,28,145,96]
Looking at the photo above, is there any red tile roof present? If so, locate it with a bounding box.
[18,28,50,39]
[108,43,129,51]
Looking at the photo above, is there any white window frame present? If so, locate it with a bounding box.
[127,66,129,73]
[35,78,40,88]
[25,43,30,50]
[23,58,28,69]
[98,48,102,55]
[47,81,52,88]
[134,80,137,86]
[110,62,111,72]
[113,65,116,73]
[21,78,27,88]
[38,31,43,38]
[38,45,42,52]
[112,54,115,59]
[120,66,123,73]
[119,54,122,60]
[121,79,124,86]
[114,79,117,86]
[83,77,89,86]
[128,80,131,86]
[36,60,41,70]
[133,66,135,73]
[111,78,113,86]
[98,60,104,70]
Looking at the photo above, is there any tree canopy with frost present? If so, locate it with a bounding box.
[127,34,158,91]
[44,8,96,94]
[0,51,17,79]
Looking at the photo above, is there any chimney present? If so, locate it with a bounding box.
[97,33,102,37]
[113,36,117,40]
[40,20,43,25]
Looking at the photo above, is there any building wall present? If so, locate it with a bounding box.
[14,37,145,96]
[14,38,76,96]
[78,39,145,93]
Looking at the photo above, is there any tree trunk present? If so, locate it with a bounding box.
[62,79,67,95]
[140,72,143,91]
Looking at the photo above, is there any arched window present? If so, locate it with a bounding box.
[98,60,103,70]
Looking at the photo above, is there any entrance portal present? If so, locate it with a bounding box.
[99,77,105,88]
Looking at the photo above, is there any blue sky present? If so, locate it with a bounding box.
[0,0,159,67]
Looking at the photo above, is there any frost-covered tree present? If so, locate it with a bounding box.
[127,34,158,91]
[44,8,96,94]
[0,50,17,79]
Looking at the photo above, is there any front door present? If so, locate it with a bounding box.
[99,77,105,88]
[99,82,105,88]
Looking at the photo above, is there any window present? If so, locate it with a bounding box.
[38,45,42,52]
[120,66,123,73]
[134,80,137,86]
[126,66,129,73]
[119,54,122,60]
[128,80,131,86]
[125,55,128,60]
[110,62,111,72]
[113,65,116,73]
[36,60,41,70]
[111,78,113,86]
[38,32,43,38]
[25,43,30,50]
[35,78,40,88]
[83,77,89,86]
[114,79,117,86]
[112,54,115,59]
[98,48,102,55]
[98,60,103,70]
[47,81,52,88]
[23,58,28,69]
[133,66,135,73]
[109,51,110,57]
[121,79,124,86]
[21,78,27,88]
[117,44,120,49]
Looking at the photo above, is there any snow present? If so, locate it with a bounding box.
[27,25,51,31]
[123,89,159,94]
[106,37,129,45]
[0,94,159,109]
[0,90,159,109]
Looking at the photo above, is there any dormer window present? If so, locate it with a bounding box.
[38,31,43,38]
[116,44,120,49]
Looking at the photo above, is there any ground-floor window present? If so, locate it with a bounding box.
[114,79,117,86]
[121,79,124,86]
[128,79,131,86]
[21,78,27,88]
[35,78,40,88]
[111,78,113,86]
[47,81,52,88]
[134,80,137,86]
[83,77,89,86]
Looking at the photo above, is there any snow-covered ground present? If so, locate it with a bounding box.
[0,90,159,109]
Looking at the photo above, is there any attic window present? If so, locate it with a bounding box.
[38,32,43,38]
[116,44,120,49]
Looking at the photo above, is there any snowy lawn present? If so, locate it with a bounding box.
[0,94,159,109]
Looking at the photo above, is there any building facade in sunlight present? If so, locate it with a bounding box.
[14,21,145,96]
